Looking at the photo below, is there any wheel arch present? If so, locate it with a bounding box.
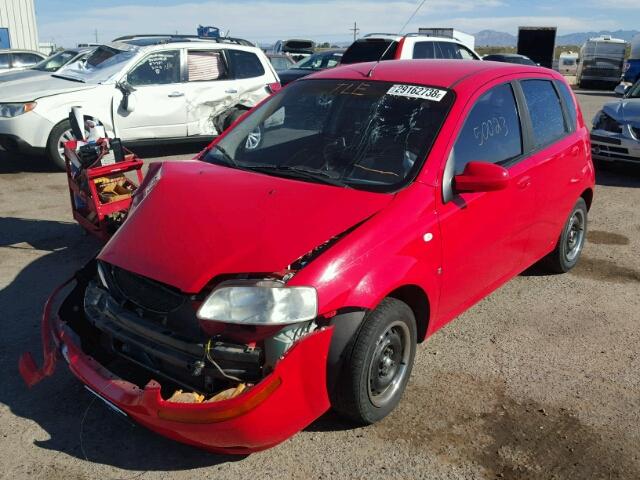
[386,284,430,343]
[581,188,594,211]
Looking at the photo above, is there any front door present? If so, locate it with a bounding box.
[113,49,187,140]
[435,81,535,325]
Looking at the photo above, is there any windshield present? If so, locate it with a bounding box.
[294,51,343,70]
[341,40,398,65]
[202,79,454,192]
[54,45,137,83]
[33,50,77,72]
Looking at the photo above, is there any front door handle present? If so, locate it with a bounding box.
[516,176,531,190]
[225,88,238,94]
[168,91,184,98]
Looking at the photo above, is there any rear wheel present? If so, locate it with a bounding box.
[46,119,74,171]
[542,197,588,273]
[333,297,417,425]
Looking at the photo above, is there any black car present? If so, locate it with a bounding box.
[483,53,537,65]
[278,49,344,85]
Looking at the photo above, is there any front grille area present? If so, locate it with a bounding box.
[106,263,187,314]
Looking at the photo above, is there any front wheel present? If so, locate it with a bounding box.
[542,197,588,273]
[333,297,417,425]
[46,119,74,171]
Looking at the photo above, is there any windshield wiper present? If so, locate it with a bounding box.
[245,164,347,187]
[209,144,239,167]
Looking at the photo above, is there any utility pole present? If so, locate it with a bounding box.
[94,29,98,43]
[349,22,359,42]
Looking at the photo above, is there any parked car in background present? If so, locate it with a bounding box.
[0,47,94,83]
[266,53,295,72]
[278,49,343,85]
[21,59,594,453]
[483,53,536,66]
[272,39,315,61]
[576,36,627,88]
[591,79,640,163]
[0,49,47,71]
[0,39,279,169]
[341,33,481,65]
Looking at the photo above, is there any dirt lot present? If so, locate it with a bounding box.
[1,89,639,480]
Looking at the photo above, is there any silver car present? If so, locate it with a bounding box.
[591,80,640,163]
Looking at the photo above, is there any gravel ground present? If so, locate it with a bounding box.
[1,89,639,480]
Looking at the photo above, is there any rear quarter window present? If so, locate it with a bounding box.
[555,80,577,132]
[227,50,265,79]
[520,79,568,148]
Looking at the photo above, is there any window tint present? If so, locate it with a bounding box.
[555,80,577,132]
[341,39,398,64]
[0,53,9,69]
[520,80,567,148]
[12,52,42,67]
[413,42,436,59]
[127,50,180,86]
[227,50,265,79]
[188,50,227,81]
[436,42,459,59]
[452,83,522,174]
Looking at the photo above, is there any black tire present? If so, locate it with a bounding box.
[542,197,588,273]
[46,119,73,171]
[332,297,417,425]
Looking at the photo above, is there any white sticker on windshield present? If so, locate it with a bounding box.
[386,84,447,102]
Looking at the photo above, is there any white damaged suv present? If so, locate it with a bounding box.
[0,37,280,169]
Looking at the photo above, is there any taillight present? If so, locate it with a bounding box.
[267,82,282,95]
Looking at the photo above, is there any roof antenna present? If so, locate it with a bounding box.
[366,0,428,78]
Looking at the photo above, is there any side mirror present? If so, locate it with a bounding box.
[125,93,137,113]
[614,84,629,96]
[454,161,510,193]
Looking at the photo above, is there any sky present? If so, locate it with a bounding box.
[34,0,640,47]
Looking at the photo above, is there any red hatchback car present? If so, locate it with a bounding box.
[21,60,594,453]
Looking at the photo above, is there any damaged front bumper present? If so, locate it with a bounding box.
[18,272,333,453]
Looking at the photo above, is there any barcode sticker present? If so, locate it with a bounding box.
[387,84,447,102]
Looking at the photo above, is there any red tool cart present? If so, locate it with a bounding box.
[64,139,143,242]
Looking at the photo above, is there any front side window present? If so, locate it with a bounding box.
[452,83,522,174]
[520,79,567,148]
[203,79,454,192]
[188,50,227,81]
[227,50,265,79]
[127,50,180,86]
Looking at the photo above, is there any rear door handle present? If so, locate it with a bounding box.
[168,91,184,97]
[516,176,531,190]
[225,88,238,94]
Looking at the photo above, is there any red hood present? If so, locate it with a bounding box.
[99,161,392,293]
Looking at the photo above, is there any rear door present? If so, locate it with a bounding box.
[114,49,186,140]
[182,47,236,136]
[514,77,586,263]
[435,81,536,325]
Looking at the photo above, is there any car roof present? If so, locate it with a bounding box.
[486,53,528,58]
[306,59,555,89]
[358,34,468,44]
[0,49,45,55]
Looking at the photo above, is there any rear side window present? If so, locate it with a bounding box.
[0,53,9,69]
[555,80,577,132]
[12,52,42,67]
[520,80,567,148]
[127,50,181,86]
[413,42,436,59]
[188,50,227,81]
[452,83,522,174]
[341,40,398,64]
[227,50,265,79]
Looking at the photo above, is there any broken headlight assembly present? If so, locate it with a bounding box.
[593,111,623,134]
[197,280,318,325]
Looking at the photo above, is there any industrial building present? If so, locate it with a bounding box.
[0,0,39,50]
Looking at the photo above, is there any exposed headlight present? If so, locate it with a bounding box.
[593,111,622,133]
[0,102,37,118]
[197,280,318,325]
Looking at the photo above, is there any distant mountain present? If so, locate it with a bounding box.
[474,30,517,47]
[473,29,639,47]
